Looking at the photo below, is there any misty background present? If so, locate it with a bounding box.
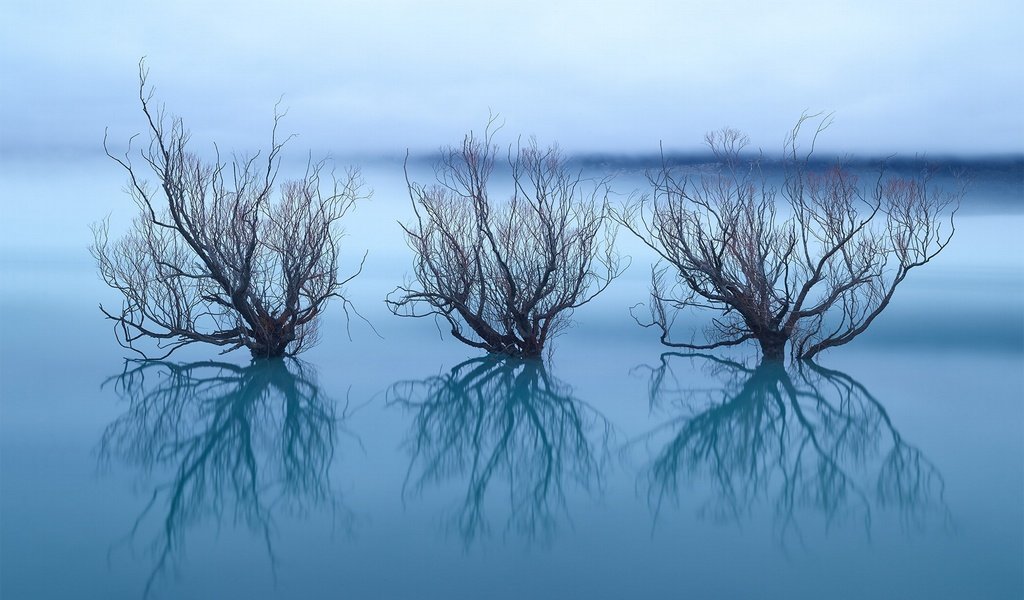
[1,0,1021,265]
[2,0,1022,159]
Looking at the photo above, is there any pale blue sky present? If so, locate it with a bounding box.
[2,0,1022,158]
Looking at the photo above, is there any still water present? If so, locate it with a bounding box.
[1,157,1022,599]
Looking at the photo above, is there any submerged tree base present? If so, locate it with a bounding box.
[487,346,544,360]
[249,343,292,360]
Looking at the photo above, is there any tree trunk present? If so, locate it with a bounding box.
[758,332,788,362]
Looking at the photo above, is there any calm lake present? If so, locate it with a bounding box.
[1,156,1022,599]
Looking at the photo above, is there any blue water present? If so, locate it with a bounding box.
[1,158,1022,599]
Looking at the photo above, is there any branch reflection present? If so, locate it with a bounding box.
[638,354,949,542]
[389,357,611,546]
[99,359,346,596]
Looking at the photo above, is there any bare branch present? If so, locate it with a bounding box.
[93,60,369,359]
[614,116,961,361]
[388,122,623,358]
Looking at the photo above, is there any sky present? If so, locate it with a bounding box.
[1,0,1022,159]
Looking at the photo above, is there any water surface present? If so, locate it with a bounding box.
[1,158,1022,599]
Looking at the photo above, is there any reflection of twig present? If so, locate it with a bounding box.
[98,359,348,597]
[800,361,950,530]
[633,354,949,546]
[388,356,612,546]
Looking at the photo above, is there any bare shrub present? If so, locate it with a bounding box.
[387,117,623,358]
[93,61,367,359]
[615,114,961,360]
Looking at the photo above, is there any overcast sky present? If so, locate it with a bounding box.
[2,0,1022,159]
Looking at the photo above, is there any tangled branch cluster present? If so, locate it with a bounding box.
[615,115,961,360]
[93,62,366,359]
[95,65,959,363]
[387,118,623,358]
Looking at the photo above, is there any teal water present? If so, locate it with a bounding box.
[1,158,1022,599]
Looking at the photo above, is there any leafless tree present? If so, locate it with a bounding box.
[387,357,611,545]
[614,114,962,360]
[93,60,367,359]
[98,359,349,597]
[633,353,949,542]
[386,118,623,358]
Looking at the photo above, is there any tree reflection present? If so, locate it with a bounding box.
[388,357,611,546]
[99,359,345,596]
[637,354,948,542]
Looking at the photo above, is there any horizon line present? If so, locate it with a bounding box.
[3,143,1023,169]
